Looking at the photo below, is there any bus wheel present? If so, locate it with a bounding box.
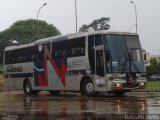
[81,79,96,97]
[24,80,32,95]
[49,91,60,96]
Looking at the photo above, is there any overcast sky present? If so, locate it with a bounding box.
[0,0,160,55]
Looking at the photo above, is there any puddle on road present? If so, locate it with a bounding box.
[146,96,160,114]
[0,92,159,119]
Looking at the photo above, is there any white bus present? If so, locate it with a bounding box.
[3,31,147,96]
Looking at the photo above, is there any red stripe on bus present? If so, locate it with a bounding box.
[44,45,67,86]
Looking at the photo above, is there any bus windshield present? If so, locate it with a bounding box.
[125,36,145,73]
[104,34,145,73]
[104,35,128,73]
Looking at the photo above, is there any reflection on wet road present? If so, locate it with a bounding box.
[0,91,160,119]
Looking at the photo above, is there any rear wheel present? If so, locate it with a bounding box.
[81,79,96,97]
[24,80,32,95]
[24,80,39,95]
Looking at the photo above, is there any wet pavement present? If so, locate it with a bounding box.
[0,91,160,120]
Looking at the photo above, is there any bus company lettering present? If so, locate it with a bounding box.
[7,66,22,73]
[68,57,86,69]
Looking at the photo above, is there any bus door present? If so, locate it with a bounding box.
[95,46,105,77]
[94,45,106,89]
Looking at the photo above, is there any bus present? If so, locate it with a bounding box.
[3,30,147,96]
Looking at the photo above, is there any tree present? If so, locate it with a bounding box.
[79,17,110,32]
[0,19,61,64]
[146,58,160,77]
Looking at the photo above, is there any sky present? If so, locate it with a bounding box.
[0,0,160,55]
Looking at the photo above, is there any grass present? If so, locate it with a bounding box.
[146,81,160,90]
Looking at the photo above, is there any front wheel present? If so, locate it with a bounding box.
[81,79,96,97]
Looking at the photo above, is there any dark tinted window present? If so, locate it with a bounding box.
[52,41,68,58]
[52,37,85,58]
[5,45,44,64]
[88,35,95,73]
[68,37,85,57]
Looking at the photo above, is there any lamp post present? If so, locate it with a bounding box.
[37,3,47,39]
[130,1,137,33]
[75,0,78,33]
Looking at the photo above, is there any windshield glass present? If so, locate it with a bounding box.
[104,35,145,73]
[125,36,143,62]
[125,36,145,73]
[104,35,129,73]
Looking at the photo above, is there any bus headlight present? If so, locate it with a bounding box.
[114,83,121,87]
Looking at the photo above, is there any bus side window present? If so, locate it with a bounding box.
[32,46,39,61]
[26,46,39,61]
[18,48,26,63]
[12,50,18,63]
[68,37,85,57]
[88,35,95,74]
[53,41,68,58]
[72,47,84,56]
[5,51,12,64]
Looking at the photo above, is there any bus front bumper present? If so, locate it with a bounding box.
[111,79,147,91]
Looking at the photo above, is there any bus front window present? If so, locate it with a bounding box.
[104,35,129,73]
[125,36,145,73]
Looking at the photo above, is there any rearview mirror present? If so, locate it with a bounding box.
[142,50,147,63]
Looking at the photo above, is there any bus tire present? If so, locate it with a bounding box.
[24,80,33,95]
[81,79,96,97]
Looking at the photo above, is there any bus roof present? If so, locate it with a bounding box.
[5,30,138,51]
[35,30,138,45]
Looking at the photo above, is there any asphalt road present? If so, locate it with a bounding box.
[0,91,160,120]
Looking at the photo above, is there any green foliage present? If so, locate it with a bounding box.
[79,17,110,32]
[0,19,61,64]
[146,58,160,77]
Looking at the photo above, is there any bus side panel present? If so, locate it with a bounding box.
[66,57,90,91]
[47,61,66,90]
[4,62,34,90]
[5,78,15,90]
